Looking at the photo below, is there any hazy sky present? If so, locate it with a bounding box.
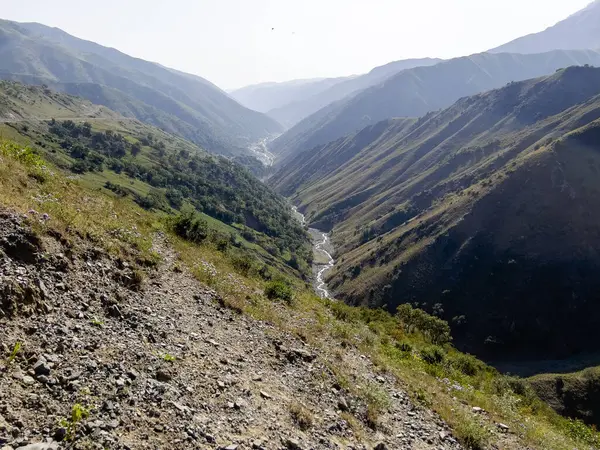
[3,0,592,90]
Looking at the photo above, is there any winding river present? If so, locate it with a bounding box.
[292,207,335,299]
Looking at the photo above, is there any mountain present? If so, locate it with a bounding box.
[0,19,283,156]
[264,58,442,128]
[0,80,311,276]
[269,50,600,164]
[490,0,600,54]
[271,66,600,360]
[229,77,351,117]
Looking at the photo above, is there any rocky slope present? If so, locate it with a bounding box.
[0,210,469,450]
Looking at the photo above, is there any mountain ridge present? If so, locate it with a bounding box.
[271,66,600,360]
[269,50,600,165]
[0,19,282,157]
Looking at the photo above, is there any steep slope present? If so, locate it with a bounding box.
[270,50,600,163]
[273,66,600,360]
[0,19,283,156]
[490,0,600,54]
[2,136,600,450]
[267,58,442,128]
[0,81,310,275]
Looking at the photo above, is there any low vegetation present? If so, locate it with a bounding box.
[3,135,600,450]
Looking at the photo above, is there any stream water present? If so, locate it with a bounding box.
[292,207,335,299]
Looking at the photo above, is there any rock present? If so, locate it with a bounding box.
[472,406,484,413]
[16,444,58,450]
[126,368,139,379]
[108,304,122,318]
[376,376,386,384]
[53,427,67,441]
[21,376,35,386]
[223,445,238,450]
[234,398,247,409]
[156,369,172,382]
[497,423,509,432]
[374,444,388,450]
[439,431,447,440]
[285,439,302,450]
[259,391,272,399]
[33,360,50,376]
[287,348,316,363]
[338,397,349,412]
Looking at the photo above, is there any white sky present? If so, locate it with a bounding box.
[3,0,592,90]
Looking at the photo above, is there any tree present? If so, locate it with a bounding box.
[131,142,142,157]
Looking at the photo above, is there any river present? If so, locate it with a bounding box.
[292,207,335,299]
[248,135,278,166]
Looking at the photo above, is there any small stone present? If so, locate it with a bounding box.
[21,376,35,386]
[54,427,67,441]
[126,368,139,379]
[472,406,484,413]
[497,423,509,432]
[156,369,172,382]
[338,397,349,411]
[285,439,302,450]
[260,391,272,399]
[223,445,238,450]
[217,380,226,389]
[376,376,386,384]
[439,431,447,440]
[33,360,50,376]
[108,304,122,318]
[374,444,388,450]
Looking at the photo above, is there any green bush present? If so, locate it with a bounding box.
[396,341,413,353]
[451,353,487,377]
[172,211,209,243]
[420,345,446,365]
[265,280,293,303]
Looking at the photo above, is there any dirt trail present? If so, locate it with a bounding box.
[0,210,465,450]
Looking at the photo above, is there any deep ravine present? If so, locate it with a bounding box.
[292,206,335,298]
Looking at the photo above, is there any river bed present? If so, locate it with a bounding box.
[292,207,335,298]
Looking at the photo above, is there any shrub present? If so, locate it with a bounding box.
[264,280,293,303]
[173,211,209,244]
[451,353,487,377]
[232,254,254,276]
[289,401,313,431]
[420,345,446,365]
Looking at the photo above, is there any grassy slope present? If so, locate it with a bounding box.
[270,50,600,164]
[271,66,600,359]
[0,19,282,156]
[0,81,310,278]
[3,137,600,450]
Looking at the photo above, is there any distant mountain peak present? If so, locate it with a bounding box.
[489,2,600,54]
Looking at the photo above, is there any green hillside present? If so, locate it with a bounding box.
[270,50,600,165]
[271,66,600,360]
[0,81,310,276]
[0,19,283,157]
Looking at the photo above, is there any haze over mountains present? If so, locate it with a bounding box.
[269,49,600,164]
[0,19,282,157]
[231,58,442,128]
[489,0,600,54]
